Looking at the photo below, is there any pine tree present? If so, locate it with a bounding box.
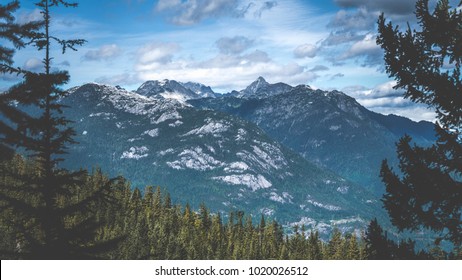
[0,1,42,161]
[0,0,120,259]
[346,233,360,260]
[0,1,42,74]
[307,230,322,259]
[327,228,345,259]
[364,219,392,259]
[377,0,462,246]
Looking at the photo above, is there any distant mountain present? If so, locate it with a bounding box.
[136,79,219,102]
[189,83,436,195]
[225,77,294,99]
[136,79,197,102]
[181,82,217,98]
[59,83,386,233]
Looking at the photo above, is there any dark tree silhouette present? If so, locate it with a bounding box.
[0,0,121,259]
[0,1,43,69]
[377,0,462,245]
[0,1,43,159]
[364,218,393,259]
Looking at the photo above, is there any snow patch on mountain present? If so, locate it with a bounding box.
[89,112,114,119]
[336,185,349,194]
[158,148,174,156]
[154,111,182,124]
[236,128,247,141]
[252,143,287,170]
[169,120,183,127]
[269,192,285,203]
[330,217,365,225]
[269,191,294,204]
[329,125,341,131]
[166,147,224,171]
[159,91,188,103]
[260,208,275,216]
[307,198,341,211]
[184,119,229,137]
[143,128,159,137]
[121,146,149,160]
[213,174,272,191]
[283,192,294,202]
[235,142,287,172]
[224,161,250,173]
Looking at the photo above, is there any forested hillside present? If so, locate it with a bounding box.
[1,155,457,260]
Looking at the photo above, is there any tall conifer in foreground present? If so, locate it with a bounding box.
[377,0,462,246]
[0,0,43,159]
[0,0,121,259]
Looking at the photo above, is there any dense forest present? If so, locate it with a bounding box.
[1,155,459,260]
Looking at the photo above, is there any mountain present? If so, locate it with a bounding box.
[182,81,217,98]
[189,83,436,195]
[60,83,385,233]
[136,79,218,102]
[227,76,294,99]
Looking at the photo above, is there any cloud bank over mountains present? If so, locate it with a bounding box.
[1,0,445,122]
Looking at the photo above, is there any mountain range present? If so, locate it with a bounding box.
[56,77,435,236]
[189,77,435,195]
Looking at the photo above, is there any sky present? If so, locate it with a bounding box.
[2,0,458,122]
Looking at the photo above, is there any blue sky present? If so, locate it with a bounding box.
[2,0,456,122]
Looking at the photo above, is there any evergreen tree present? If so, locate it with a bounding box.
[0,0,120,259]
[377,0,462,245]
[364,219,392,259]
[307,230,322,259]
[346,233,360,260]
[0,1,42,73]
[0,1,42,159]
[288,225,305,259]
[327,228,345,260]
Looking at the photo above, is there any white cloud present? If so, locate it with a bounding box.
[358,96,411,108]
[84,44,122,61]
[135,42,180,71]
[370,81,404,98]
[338,33,383,66]
[330,73,345,80]
[342,81,436,122]
[156,0,278,25]
[334,0,415,15]
[196,50,271,69]
[344,81,404,99]
[309,65,329,72]
[327,7,377,32]
[294,44,318,58]
[17,8,42,24]
[251,1,278,18]
[135,51,316,91]
[371,106,436,123]
[95,73,141,86]
[156,0,240,25]
[216,36,254,54]
[23,58,42,72]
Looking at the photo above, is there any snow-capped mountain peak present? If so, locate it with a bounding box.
[242,76,269,95]
[237,76,293,99]
[181,82,216,98]
[136,79,216,101]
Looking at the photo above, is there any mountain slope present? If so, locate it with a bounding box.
[60,83,385,233]
[189,84,436,195]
